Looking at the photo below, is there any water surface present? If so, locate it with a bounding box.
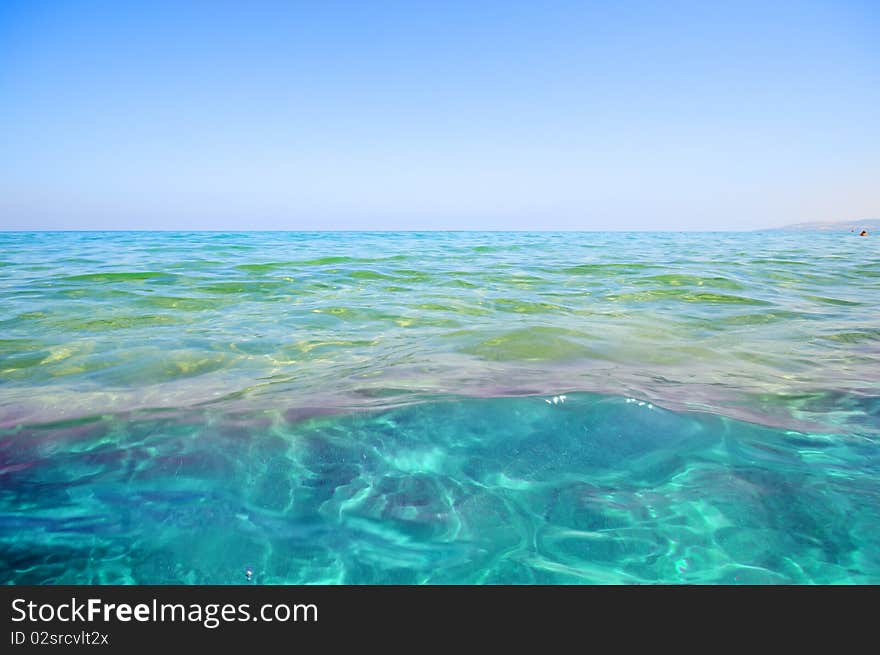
[1,231,878,583]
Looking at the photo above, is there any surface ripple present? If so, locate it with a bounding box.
[1,231,878,583]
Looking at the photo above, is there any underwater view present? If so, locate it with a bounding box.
[1,230,879,584]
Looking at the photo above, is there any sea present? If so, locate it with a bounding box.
[1,230,878,583]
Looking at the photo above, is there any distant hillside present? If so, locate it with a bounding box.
[775,219,880,232]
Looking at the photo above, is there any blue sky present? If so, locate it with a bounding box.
[0,1,877,230]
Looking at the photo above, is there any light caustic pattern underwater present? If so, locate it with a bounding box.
[1,231,879,583]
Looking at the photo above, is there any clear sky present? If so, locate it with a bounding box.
[1,1,877,230]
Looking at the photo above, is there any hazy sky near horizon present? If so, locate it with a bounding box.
[1,1,877,231]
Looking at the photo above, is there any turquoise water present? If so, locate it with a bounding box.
[1,231,879,583]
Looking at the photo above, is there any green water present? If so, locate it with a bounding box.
[1,231,878,583]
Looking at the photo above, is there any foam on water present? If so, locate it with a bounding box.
[1,231,878,583]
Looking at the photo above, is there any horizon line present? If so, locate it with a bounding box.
[0,227,868,234]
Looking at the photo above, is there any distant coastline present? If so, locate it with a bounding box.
[772,218,880,232]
